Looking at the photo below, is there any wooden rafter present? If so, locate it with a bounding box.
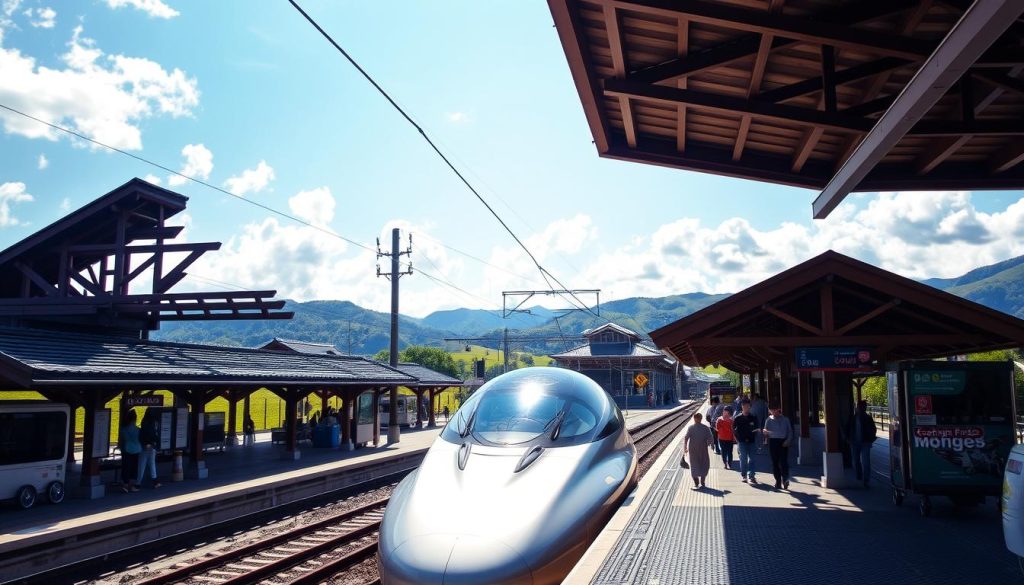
[609,0,935,60]
[603,4,637,148]
[676,17,687,153]
[625,0,919,85]
[735,0,784,162]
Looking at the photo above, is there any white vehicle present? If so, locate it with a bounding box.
[379,395,418,428]
[1003,444,1024,557]
[0,401,70,509]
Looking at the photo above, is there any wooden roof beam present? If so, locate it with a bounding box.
[686,334,992,347]
[758,58,911,104]
[813,0,1024,219]
[603,79,873,134]
[623,0,920,85]
[736,0,785,162]
[989,142,1024,173]
[612,0,935,60]
[604,4,637,149]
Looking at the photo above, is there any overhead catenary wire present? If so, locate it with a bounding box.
[286,0,602,322]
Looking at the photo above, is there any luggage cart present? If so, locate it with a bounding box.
[888,361,1016,516]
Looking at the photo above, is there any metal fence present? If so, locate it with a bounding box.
[868,405,1024,443]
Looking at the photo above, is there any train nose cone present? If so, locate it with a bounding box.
[384,534,533,585]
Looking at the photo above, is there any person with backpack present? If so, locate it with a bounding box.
[845,400,878,488]
[119,409,141,493]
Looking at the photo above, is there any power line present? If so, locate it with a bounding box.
[286,0,602,321]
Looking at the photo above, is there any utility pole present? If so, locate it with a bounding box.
[503,328,510,374]
[377,228,412,444]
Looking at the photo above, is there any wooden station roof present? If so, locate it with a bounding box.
[0,327,415,389]
[649,250,1024,371]
[549,0,1024,217]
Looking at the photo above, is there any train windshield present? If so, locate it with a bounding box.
[442,368,612,447]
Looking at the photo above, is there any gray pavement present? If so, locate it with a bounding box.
[590,434,1021,585]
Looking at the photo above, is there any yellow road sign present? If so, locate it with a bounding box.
[634,373,649,389]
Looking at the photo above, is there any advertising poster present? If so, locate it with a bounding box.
[907,369,1013,488]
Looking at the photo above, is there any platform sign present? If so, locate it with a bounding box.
[175,408,189,449]
[634,373,649,389]
[126,395,163,407]
[795,347,873,371]
[91,408,111,458]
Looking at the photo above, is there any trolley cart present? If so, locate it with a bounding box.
[888,361,1016,517]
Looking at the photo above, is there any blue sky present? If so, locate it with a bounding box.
[1,1,1023,318]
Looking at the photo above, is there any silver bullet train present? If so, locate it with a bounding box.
[379,367,637,585]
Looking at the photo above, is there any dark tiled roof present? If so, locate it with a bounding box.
[582,322,641,340]
[550,342,669,359]
[0,327,414,387]
[260,338,342,355]
[392,362,462,386]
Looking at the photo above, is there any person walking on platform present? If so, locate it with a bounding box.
[244,415,256,446]
[706,397,723,454]
[443,405,450,421]
[120,409,141,493]
[733,399,760,483]
[716,406,736,468]
[763,404,793,490]
[137,415,162,489]
[845,400,878,488]
[683,413,714,489]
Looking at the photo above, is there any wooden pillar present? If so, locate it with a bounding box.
[284,389,300,460]
[79,394,104,497]
[189,390,209,478]
[428,389,437,427]
[798,371,811,438]
[226,389,238,446]
[778,362,790,415]
[341,393,353,450]
[373,389,382,447]
[823,373,841,453]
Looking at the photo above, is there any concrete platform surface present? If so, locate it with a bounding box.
[570,417,1020,585]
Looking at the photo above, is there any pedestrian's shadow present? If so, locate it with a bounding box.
[697,486,726,497]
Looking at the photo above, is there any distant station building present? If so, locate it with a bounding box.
[550,323,680,408]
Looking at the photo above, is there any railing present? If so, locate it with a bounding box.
[868,405,1024,442]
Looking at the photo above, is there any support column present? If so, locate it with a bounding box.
[189,391,209,479]
[821,372,846,488]
[226,389,238,447]
[283,389,300,461]
[428,389,437,428]
[78,395,105,498]
[778,362,791,418]
[798,371,813,465]
[341,394,354,451]
[373,389,382,447]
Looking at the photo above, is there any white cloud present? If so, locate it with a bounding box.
[36,153,47,169]
[0,181,33,227]
[104,0,178,19]
[142,173,161,185]
[446,111,470,123]
[224,160,274,196]
[0,26,199,150]
[288,187,334,226]
[59,197,70,211]
[167,143,212,186]
[26,6,55,28]
[0,0,22,43]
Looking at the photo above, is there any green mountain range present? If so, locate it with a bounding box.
[153,256,1024,353]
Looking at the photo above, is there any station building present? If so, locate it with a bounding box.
[0,178,455,500]
[550,322,681,407]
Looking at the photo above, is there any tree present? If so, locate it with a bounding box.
[375,346,461,379]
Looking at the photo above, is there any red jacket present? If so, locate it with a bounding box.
[716,417,735,441]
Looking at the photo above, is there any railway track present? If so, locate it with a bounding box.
[137,498,388,585]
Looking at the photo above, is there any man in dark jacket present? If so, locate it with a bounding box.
[732,399,760,484]
[845,400,878,488]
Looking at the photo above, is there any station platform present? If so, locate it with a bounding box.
[0,405,681,564]
[567,415,1021,585]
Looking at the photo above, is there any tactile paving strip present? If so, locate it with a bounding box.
[590,439,1021,585]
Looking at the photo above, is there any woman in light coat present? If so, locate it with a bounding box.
[683,412,714,489]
